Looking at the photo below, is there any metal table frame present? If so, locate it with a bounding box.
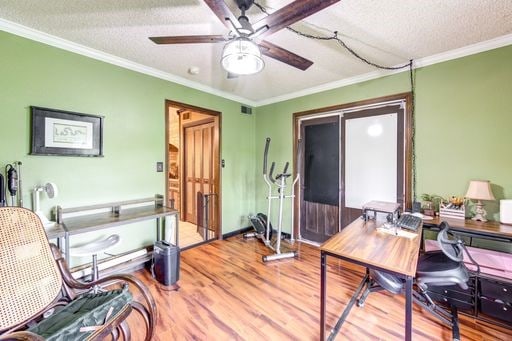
[320,250,414,340]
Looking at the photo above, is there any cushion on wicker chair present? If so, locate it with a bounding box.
[27,286,132,341]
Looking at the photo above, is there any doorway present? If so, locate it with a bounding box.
[294,93,412,244]
[165,100,221,249]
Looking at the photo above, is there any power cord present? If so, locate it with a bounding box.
[254,1,418,201]
[253,2,411,70]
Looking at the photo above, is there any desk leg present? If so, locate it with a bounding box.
[156,217,161,241]
[405,275,413,341]
[64,231,70,264]
[175,215,179,247]
[320,251,326,341]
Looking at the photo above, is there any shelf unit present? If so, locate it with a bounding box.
[47,195,178,269]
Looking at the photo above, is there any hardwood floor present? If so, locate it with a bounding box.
[129,235,512,340]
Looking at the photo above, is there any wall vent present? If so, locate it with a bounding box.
[241,105,252,115]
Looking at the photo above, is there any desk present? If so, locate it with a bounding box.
[320,218,422,340]
[422,217,512,328]
[423,216,512,243]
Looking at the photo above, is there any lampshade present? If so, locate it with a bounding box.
[465,180,495,201]
[221,37,264,75]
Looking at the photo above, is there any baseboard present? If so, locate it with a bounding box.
[222,226,253,239]
[222,226,292,240]
[180,238,215,251]
[277,230,292,240]
[70,246,153,280]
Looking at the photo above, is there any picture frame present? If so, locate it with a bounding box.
[30,106,104,157]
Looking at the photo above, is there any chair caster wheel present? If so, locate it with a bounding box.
[356,300,364,307]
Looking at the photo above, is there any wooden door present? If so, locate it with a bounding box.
[183,121,216,227]
[299,116,340,243]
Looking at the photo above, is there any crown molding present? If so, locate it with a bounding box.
[254,33,512,107]
[1,18,511,108]
[0,18,257,107]
[414,33,512,68]
[254,69,399,107]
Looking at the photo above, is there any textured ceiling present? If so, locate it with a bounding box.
[0,0,511,104]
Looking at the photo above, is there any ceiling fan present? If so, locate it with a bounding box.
[149,0,340,75]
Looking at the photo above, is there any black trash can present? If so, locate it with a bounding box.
[153,241,180,286]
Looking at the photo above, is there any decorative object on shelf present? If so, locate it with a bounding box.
[32,182,58,228]
[31,106,104,157]
[361,200,400,222]
[420,193,444,216]
[439,196,466,220]
[465,180,495,222]
[422,200,434,216]
[499,199,512,225]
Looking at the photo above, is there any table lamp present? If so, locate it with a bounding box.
[465,180,495,222]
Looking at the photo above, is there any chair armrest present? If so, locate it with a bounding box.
[0,331,45,341]
[50,244,157,340]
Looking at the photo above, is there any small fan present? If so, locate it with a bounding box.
[33,182,58,228]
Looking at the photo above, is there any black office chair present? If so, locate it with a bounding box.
[357,222,479,341]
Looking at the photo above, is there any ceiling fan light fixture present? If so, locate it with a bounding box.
[221,37,264,75]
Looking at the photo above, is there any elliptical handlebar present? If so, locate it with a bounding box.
[263,137,271,175]
[268,162,276,184]
[282,162,289,175]
[263,137,293,184]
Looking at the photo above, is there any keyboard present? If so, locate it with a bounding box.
[396,214,422,232]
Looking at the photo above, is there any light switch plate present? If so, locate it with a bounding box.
[156,162,163,172]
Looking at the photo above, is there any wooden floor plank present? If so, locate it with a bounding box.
[127,235,512,340]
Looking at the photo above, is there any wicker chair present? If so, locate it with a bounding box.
[0,207,157,340]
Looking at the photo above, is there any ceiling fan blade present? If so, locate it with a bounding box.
[258,40,313,71]
[203,0,241,29]
[149,35,227,44]
[254,0,340,39]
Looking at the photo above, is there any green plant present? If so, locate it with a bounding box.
[421,193,434,202]
[420,194,445,211]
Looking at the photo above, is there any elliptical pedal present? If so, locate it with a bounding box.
[244,214,273,241]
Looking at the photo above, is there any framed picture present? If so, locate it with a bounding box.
[30,106,104,157]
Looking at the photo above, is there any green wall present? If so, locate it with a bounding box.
[0,31,255,264]
[255,45,512,229]
[2,28,510,257]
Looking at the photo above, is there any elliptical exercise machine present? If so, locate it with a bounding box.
[244,138,299,262]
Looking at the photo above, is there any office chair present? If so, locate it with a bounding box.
[357,222,479,341]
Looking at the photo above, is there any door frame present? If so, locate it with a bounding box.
[165,99,222,239]
[292,92,413,239]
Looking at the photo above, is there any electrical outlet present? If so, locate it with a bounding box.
[156,162,163,172]
[221,159,225,168]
